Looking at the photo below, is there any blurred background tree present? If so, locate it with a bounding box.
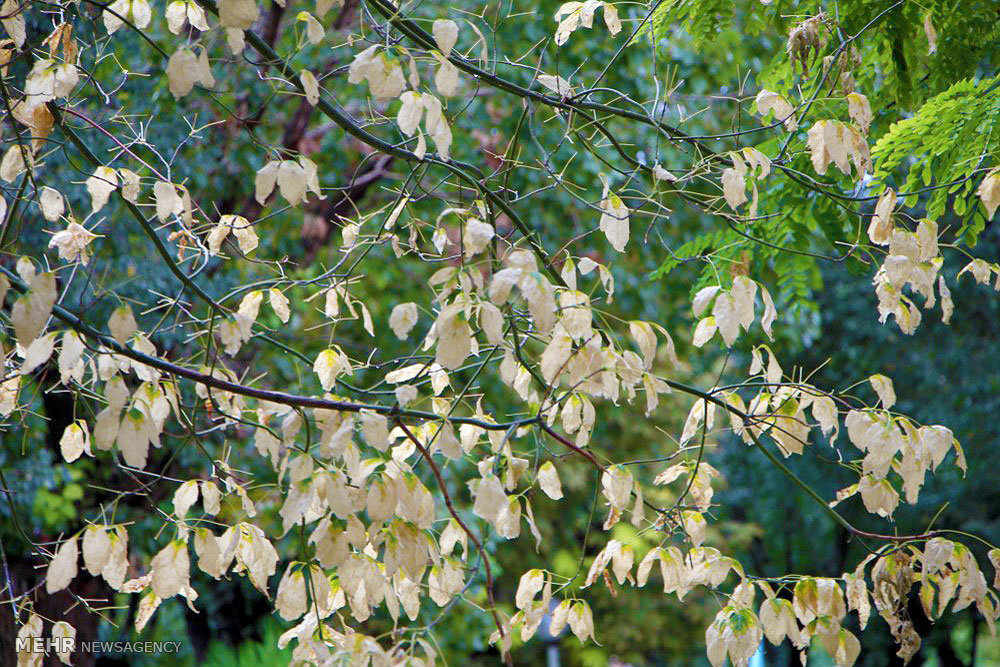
[1,0,997,665]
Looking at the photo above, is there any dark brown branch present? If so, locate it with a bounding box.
[395,420,510,664]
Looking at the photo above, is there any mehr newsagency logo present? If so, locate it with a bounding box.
[16,636,183,655]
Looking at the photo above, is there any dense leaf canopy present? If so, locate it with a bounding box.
[0,0,998,666]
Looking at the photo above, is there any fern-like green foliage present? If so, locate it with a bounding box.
[648,0,998,314]
[649,231,726,282]
[872,75,1000,245]
[649,0,735,45]
[201,620,292,667]
[648,0,774,46]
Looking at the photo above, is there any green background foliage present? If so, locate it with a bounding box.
[1,0,998,665]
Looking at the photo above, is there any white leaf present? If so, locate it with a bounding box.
[722,167,747,209]
[537,461,563,499]
[60,421,90,463]
[255,160,279,205]
[869,374,896,409]
[51,621,76,664]
[166,47,199,98]
[603,3,621,34]
[299,69,319,105]
[46,535,78,593]
[629,320,657,369]
[811,395,839,441]
[173,479,200,518]
[389,302,419,340]
[39,186,64,221]
[538,74,575,97]
[847,92,873,134]
[712,292,740,346]
[219,0,259,29]
[515,569,544,610]
[277,160,308,205]
[200,481,221,515]
[313,348,346,391]
[977,168,1000,219]
[82,525,111,576]
[432,19,459,57]
[269,289,290,323]
[759,285,777,339]
[397,91,423,137]
[360,409,389,451]
[275,566,308,620]
[479,301,504,344]
[118,410,150,468]
[755,89,797,130]
[21,332,57,375]
[692,285,720,317]
[463,218,494,258]
[692,317,717,348]
[298,11,324,44]
[151,540,189,599]
[154,181,180,222]
[434,57,460,97]
[108,305,138,345]
[599,190,629,252]
[868,188,895,246]
[435,303,472,369]
[86,166,118,213]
